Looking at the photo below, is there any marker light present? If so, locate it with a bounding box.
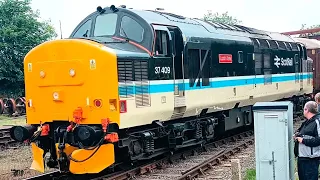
[69,69,76,77]
[40,71,45,78]
[27,99,32,107]
[94,99,102,108]
[53,92,59,100]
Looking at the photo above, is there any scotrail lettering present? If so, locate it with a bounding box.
[274,56,293,68]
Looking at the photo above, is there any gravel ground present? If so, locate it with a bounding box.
[136,134,253,180]
[191,119,304,180]
[0,118,305,180]
[136,119,305,180]
[0,144,54,180]
[198,144,255,180]
[193,119,304,180]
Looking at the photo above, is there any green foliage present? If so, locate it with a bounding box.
[203,10,242,25]
[244,168,256,180]
[299,23,320,37]
[0,0,57,97]
[300,23,320,30]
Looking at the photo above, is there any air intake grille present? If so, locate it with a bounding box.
[134,60,150,107]
[117,59,150,106]
[118,60,134,98]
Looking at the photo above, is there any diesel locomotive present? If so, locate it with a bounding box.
[9,5,313,174]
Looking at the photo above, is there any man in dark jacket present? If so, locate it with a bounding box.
[315,92,320,112]
[294,101,320,180]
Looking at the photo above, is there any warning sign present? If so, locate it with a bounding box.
[28,63,32,72]
[219,54,232,63]
[90,59,96,70]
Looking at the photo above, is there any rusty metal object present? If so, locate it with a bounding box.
[98,130,254,180]
[282,27,320,35]
[4,98,16,116]
[177,138,254,180]
[0,98,4,114]
[15,97,26,115]
[0,96,26,116]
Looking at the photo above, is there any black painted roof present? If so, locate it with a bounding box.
[117,7,296,43]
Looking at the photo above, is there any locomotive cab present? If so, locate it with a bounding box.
[9,5,185,175]
[70,5,185,86]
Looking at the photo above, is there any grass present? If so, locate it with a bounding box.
[244,168,256,180]
[0,115,26,127]
[244,159,301,180]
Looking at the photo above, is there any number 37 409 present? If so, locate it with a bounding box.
[155,66,171,74]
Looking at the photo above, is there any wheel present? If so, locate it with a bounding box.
[4,98,16,115]
[0,99,4,114]
[15,97,26,115]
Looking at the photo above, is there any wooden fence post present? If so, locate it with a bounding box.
[231,159,241,180]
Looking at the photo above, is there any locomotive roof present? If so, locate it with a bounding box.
[117,7,296,43]
[70,6,302,56]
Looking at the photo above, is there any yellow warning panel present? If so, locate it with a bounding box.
[28,63,32,72]
[69,144,115,174]
[55,143,78,158]
[30,143,45,173]
[89,59,96,70]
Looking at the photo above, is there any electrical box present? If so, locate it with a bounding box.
[252,101,294,180]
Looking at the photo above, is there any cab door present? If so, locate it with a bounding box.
[152,25,186,118]
[297,43,306,91]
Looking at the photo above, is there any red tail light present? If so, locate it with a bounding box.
[94,99,102,108]
[119,100,127,113]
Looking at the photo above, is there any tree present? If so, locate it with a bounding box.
[300,24,320,30]
[203,10,242,25]
[0,0,57,97]
[298,24,320,37]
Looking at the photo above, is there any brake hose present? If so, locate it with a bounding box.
[67,134,105,163]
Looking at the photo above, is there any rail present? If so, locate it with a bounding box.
[24,130,254,180]
[22,115,305,180]
[0,126,23,149]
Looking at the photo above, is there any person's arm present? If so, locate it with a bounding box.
[302,120,320,147]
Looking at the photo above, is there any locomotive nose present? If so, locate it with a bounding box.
[10,125,37,142]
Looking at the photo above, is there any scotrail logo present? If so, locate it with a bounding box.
[274,56,293,68]
[274,56,281,68]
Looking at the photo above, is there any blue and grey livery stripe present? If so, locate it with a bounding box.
[119,73,313,95]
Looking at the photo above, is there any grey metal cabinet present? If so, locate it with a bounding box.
[253,101,294,180]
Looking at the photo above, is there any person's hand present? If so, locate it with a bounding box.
[295,137,303,143]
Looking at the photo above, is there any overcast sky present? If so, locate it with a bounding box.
[30,0,319,39]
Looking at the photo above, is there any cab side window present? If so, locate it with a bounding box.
[154,30,169,56]
[73,19,92,38]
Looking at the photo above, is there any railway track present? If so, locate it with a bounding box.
[22,130,254,180]
[23,114,305,180]
[0,126,17,149]
[0,126,28,149]
[105,130,254,180]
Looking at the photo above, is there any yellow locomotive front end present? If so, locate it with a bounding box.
[10,38,120,174]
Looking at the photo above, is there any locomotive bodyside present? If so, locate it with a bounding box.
[294,37,320,94]
[9,5,313,175]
